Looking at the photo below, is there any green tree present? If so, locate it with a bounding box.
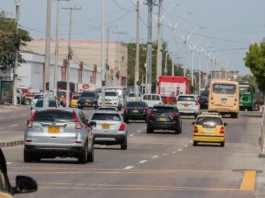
[244,40,265,92]
[0,11,32,71]
[127,40,183,86]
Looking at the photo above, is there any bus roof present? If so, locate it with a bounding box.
[210,80,239,85]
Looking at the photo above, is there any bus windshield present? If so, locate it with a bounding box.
[213,84,236,95]
[239,84,250,92]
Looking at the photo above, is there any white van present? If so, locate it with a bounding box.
[142,94,163,107]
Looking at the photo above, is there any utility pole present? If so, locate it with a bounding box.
[164,52,168,75]
[106,26,110,86]
[62,6,81,108]
[171,27,174,76]
[135,0,140,100]
[101,0,106,107]
[13,0,20,106]
[54,0,69,98]
[43,0,52,108]
[156,0,162,92]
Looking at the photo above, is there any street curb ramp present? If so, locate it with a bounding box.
[0,140,24,148]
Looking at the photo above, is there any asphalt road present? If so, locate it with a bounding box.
[1,108,265,198]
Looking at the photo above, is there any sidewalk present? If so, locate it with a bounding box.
[0,131,24,148]
[0,104,28,112]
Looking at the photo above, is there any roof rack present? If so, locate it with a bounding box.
[199,112,220,115]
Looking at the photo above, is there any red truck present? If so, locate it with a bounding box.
[158,76,192,104]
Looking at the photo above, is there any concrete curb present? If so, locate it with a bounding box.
[0,140,24,148]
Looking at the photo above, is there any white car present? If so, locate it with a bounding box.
[126,92,142,103]
[142,94,163,108]
[98,91,122,110]
[176,94,200,118]
[31,94,44,108]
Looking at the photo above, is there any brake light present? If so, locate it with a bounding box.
[220,126,224,134]
[26,140,32,143]
[73,111,82,129]
[195,100,199,105]
[124,108,127,113]
[144,108,148,113]
[28,110,38,128]
[119,123,125,131]
[194,126,198,133]
[171,113,178,118]
[148,113,156,119]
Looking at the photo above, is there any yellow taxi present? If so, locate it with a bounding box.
[192,112,227,147]
[70,94,80,108]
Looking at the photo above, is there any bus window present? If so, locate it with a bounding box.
[213,84,235,95]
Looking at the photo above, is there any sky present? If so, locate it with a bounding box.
[1,0,265,75]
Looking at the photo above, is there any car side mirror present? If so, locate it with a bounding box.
[192,122,195,125]
[13,176,38,194]
[89,121,96,127]
[224,123,228,126]
[30,107,33,110]
[26,120,30,125]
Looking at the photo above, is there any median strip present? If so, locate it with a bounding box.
[240,171,256,190]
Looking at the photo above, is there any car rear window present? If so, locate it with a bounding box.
[178,96,195,101]
[34,95,43,99]
[196,117,223,127]
[128,93,135,97]
[152,106,177,113]
[72,95,79,99]
[105,92,117,96]
[35,100,57,107]
[33,110,74,121]
[127,102,148,107]
[98,108,116,111]
[81,92,95,97]
[91,113,121,121]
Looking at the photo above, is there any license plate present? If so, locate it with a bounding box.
[132,110,138,113]
[204,128,212,132]
[48,126,60,133]
[160,117,166,121]
[184,104,189,107]
[102,124,110,129]
[105,102,111,104]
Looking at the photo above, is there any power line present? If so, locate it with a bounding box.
[112,0,134,12]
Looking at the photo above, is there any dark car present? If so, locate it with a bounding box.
[78,91,99,109]
[0,148,38,197]
[199,90,209,109]
[123,101,149,123]
[146,105,182,134]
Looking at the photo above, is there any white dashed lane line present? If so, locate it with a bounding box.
[0,117,4,119]
[137,130,141,133]
[129,134,134,137]
[6,162,12,165]
[10,124,18,127]
[163,154,168,156]
[22,114,26,116]
[172,151,176,154]
[184,145,188,147]
[124,166,134,170]
[152,155,158,159]
[10,116,16,118]
[178,149,183,152]
[139,160,147,164]
[189,140,192,143]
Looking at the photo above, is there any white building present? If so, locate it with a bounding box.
[0,50,101,91]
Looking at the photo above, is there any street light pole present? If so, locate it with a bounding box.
[135,0,140,100]
[101,0,106,107]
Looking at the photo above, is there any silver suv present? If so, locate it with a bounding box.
[89,111,128,150]
[176,94,200,118]
[24,108,94,164]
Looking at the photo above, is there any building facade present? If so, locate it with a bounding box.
[23,39,128,86]
[210,70,239,81]
[0,51,101,91]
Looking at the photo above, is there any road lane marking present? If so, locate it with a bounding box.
[100,145,106,148]
[189,140,192,143]
[163,154,168,155]
[6,162,12,165]
[0,127,4,129]
[178,149,183,151]
[137,130,141,132]
[124,166,134,170]
[240,171,256,190]
[152,155,158,159]
[10,124,18,127]
[139,160,147,164]
[10,115,16,117]
[0,117,4,119]
[129,134,134,137]
[22,114,26,116]
[172,151,176,154]
[184,145,188,147]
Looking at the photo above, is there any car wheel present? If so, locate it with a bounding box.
[193,141,198,146]
[79,106,83,109]
[231,113,238,119]
[146,127,153,133]
[175,125,182,134]
[78,142,88,164]
[121,138,127,150]
[87,143,94,162]
[220,141,225,147]
[24,149,33,163]
[25,99,31,105]
[94,102,98,109]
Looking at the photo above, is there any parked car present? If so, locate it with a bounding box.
[146,105,182,134]
[0,148,38,197]
[78,91,99,109]
[89,111,128,150]
[25,108,94,164]
[123,101,149,123]
[176,94,200,118]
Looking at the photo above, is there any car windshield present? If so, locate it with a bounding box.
[127,102,147,107]
[34,95,43,99]
[239,84,250,92]
[72,95,80,100]
[152,106,176,113]
[35,100,57,108]
[91,113,121,121]
[128,93,135,97]
[57,91,66,98]
[213,84,236,94]
[98,108,117,111]
[105,92,117,97]
[33,110,74,122]
[196,117,223,127]
[81,92,95,97]
[178,96,195,101]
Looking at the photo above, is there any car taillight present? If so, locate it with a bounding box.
[28,110,38,128]
[171,113,178,118]
[119,123,125,131]
[148,113,156,119]
[73,110,82,129]
[124,108,127,113]
[220,126,224,134]
[144,108,148,113]
[176,100,178,104]
[195,100,199,105]
[194,126,198,133]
